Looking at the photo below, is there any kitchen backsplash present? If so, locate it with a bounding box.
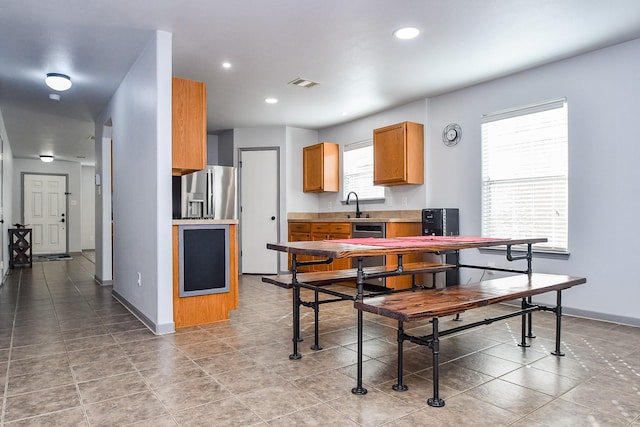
[287,210,421,221]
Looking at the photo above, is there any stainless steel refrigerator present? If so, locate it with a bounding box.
[181,166,237,219]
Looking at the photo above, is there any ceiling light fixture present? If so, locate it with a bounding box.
[45,73,72,91]
[393,27,420,40]
[288,78,319,88]
[40,155,54,163]
[222,62,232,69]
[265,98,278,104]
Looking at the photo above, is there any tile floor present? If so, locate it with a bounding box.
[0,256,639,426]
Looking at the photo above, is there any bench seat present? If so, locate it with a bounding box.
[355,273,587,321]
[261,261,454,289]
[355,273,587,408]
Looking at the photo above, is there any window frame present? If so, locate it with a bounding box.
[342,139,385,203]
[480,98,569,255]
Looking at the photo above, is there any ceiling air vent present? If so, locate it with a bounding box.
[288,78,319,88]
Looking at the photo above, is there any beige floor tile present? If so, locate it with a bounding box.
[7,365,75,396]
[172,396,262,426]
[78,371,149,404]
[268,402,360,426]
[236,383,322,421]
[463,378,554,414]
[71,356,137,382]
[4,384,81,422]
[139,360,209,389]
[153,376,232,412]
[524,397,629,426]
[500,365,581,396]
[325,388,421,427]
[3,407,88,426]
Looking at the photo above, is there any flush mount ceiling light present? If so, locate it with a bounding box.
[222,62,232,69]
[45,73,72,91]
[393,27,420,40]
[265,98,278,104]
[40,155,54,163]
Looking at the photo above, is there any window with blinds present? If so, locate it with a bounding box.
[481,99,568,252]
[343,140,385,200]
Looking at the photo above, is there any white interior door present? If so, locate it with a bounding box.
[23,174,67,255]
[240,149,278,274]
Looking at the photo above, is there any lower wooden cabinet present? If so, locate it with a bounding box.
[287,221,425,289]
[172,224,238,328]
[385,222,426,289]
[288,222,351,272]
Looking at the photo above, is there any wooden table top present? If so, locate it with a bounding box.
[267,236,547,258]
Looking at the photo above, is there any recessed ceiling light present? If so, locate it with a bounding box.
[222,62,232,69]
[40,155,54,163]
[393,27,420,40]
[45,73,72,91]
[265,98,278,104]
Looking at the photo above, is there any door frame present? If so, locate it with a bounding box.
[21,172,70,255]
[238,147,281,274]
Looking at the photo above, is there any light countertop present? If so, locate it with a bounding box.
[172,219,239,225]
[287,210,422,223]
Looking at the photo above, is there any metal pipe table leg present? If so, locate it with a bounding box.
[352,257,367,395]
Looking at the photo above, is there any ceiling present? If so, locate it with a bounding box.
[2,0,640,166]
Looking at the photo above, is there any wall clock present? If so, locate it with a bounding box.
[442,123,462,147]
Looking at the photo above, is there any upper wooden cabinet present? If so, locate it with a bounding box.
[373,121,424,185]
[303,142,339,192]
[172,77,207,176]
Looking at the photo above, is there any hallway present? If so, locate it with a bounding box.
[0,257,639,426]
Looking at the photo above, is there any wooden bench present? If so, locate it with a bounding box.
[262,261,455,351]
[262,261,454,289]
[355,273,587,407]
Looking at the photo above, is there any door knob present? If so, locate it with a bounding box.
[61,218,65,223]
[271,216,276,220]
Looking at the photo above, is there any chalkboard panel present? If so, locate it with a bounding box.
[179,225,229,297]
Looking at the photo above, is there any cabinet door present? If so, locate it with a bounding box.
[303,143,339,192]
[310,223,331,271]
[385,222,424,289]
[329,231,352,270]
[373,123,407,185]
[172,77,207,176]
[373,122,424,185]
[288,223,311,272]
[303,144,324,192]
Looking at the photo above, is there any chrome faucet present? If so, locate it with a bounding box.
[346,191,362,218]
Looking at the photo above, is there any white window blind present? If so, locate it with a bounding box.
[343,140,385,200]
[481,99,568,252]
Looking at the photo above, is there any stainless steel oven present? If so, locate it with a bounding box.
[351,222,386,285]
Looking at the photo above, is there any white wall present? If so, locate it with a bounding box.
[285,127,319,213]
[81,166,95,250]
[206,134,219,165]
[0,108,14,280]
[12,159,83,254]
[95,31,174,334]
[426,38,640,325]
[317,100,428,214]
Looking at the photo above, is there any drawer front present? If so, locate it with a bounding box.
[329,223,351,234]
[289,222,310,233]
[310,223,331,233]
